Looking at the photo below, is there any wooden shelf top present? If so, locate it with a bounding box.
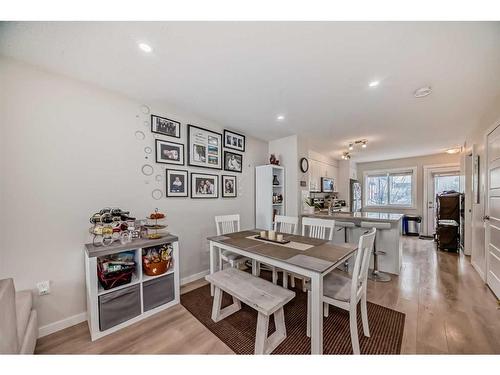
[85,234,179,258]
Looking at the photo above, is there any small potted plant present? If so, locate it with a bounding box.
[303,198,319,214]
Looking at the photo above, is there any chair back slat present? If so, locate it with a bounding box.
[215,214,241,235]
[273,215,299,235]
[301,217,335,240]
[350,228,376,300]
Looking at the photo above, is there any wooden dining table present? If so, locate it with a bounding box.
[207,229,357,355]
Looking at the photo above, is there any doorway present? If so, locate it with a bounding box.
[422,164,461,237]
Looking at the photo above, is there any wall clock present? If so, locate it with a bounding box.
[300,157,309,173]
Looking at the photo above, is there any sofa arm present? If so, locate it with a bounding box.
[0,278,19,354]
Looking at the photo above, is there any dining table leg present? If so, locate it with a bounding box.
[209,241,217,296]
[309,272,323,355]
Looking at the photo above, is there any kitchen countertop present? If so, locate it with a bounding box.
[302,211,404,223]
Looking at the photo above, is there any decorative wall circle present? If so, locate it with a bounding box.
[141,164,154,176]
[152,189,163,200]
[135,130,145,140]
[140,105,150,114]
[144,146,152,154]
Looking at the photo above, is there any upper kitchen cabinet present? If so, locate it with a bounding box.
[307,157,338,192]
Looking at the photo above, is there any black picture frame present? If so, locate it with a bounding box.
[151,114,181,138]
[190,172,219,199]
[223,129,246,152]
[223,151,243,173]
[188,125,223,170]
[221,175,237,198]
[166,169,188,197]
[155,139,185,165]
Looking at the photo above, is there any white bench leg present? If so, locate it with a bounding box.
[290,276,295,288]
[211,287,241,323]
[323,302,329,317]
[254,307,287,355]
[282,271,288,289]
[272,267,278,284]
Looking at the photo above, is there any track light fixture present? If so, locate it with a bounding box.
[341,152,351,160]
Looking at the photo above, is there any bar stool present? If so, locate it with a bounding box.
[336,221,356,271]
[360,221,392,282]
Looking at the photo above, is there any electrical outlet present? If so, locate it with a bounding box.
[36,280,50,296]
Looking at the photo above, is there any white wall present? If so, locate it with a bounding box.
[0,57,268,330]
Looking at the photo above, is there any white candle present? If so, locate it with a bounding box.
[260,231,266,238]
[276,234,284,242]
[268,230,276,240]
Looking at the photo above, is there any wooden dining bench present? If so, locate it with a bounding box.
[205,267,296,354]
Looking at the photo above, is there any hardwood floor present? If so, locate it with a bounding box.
[35,237,500,354]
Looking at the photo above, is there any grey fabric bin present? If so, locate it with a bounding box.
[143,273,175,312]
[99,284,141,331]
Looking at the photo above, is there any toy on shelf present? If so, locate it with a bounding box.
[144,208,168,240]
[89,207,137,247]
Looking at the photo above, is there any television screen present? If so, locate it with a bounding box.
[322,177,334,193]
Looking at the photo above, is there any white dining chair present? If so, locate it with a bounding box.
[269,215,299,287]
[288,217,337,292]
[214,214,250,270]
[306,228,377,354]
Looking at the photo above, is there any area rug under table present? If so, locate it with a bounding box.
[181,273,405,354]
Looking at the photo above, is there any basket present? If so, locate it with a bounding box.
[143,257,172,276]
[97,262,136,290]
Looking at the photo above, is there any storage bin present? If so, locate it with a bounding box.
[143,273,175,312]
[98,284,141,331]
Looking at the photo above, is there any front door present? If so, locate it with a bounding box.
[426,170,460,236]
[486,125,500,298]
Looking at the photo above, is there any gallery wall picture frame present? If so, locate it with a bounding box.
[223,129,246,152]
[151,114,181,138]
[166,169,189,197]
[155,139,185,165]
[190,172,219,199]
[221,175,237,198]
[188,125,223,170]
[223,150,243,173]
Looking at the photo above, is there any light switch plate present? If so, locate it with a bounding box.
[36,280,50,296]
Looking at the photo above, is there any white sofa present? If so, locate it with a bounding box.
[0,278,38,354]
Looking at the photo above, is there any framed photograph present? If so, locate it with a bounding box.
[188,125,222,170]
[222,175,237,198]
[190,172,219,199]
[166,169,188,197]
[155,139,185,165]
[224,151,243,173]
[151,115,181,138]
[224,130,246,152]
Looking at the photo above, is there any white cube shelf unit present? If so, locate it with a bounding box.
[256,165,286,230]
[84,235,180,341]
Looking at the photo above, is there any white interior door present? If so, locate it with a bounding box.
[485,125,500,298]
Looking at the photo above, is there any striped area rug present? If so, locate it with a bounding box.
[181,273,405,354]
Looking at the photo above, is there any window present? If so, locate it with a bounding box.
[364,168,416,207]
[435,174,460,194]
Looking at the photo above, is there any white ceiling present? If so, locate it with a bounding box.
[1,21,500,162]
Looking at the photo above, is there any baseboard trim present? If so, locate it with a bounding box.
[180,269,209,286]
[37,270,210,338]
[471,260,485,282]
[38,311,87,338]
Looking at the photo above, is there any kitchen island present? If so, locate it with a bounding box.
[302,211,404,275]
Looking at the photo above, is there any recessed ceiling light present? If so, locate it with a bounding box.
[276,115,285,121]
[138,43,153,53]
[414,86,432,98]
[368,81,380,88]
